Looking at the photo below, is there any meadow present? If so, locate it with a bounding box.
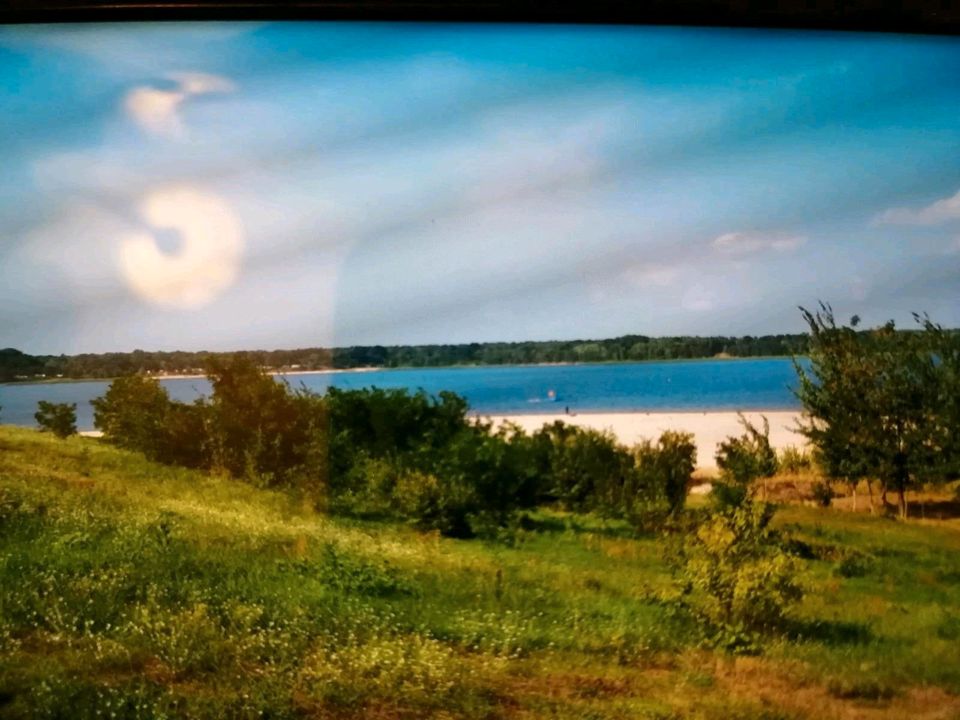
[2,426,959,720]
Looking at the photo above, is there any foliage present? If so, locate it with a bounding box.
[323,388,539,536]
[204,354,323,486]
[33,401,77,439]
[91,375,180,462]
[3,427,960,719]
[671,501,803,651]
[811,481,834,508]
[713,414,778,509]
[87,366,699,537]
[325,386,468,484]
[778,445,814,474]
[531,422,635,513]
[795,304,960,517]
[629,430,697,523]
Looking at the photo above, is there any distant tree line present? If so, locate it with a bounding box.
[0,333,812,382]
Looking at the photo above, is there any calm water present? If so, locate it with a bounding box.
[0,358,805,431]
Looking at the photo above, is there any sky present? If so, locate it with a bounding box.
[1,22,960,354]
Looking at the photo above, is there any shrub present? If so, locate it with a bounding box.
[778,445,813,474]
[811,480,834,507]
[295,633,472,711]
[630,430,697,522]
[714,414,778,508]
[532,422,634,513]
[332,455,400,516]
[671,501,803,651]
[391,470,476,537]
[91,375,173,459]
[425,425,541,536]
[326,386,468,473]
[34,401,77,439]
[204,354,316,484]
[156,400,210,469]
[832,550,874,578]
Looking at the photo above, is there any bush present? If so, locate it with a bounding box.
[714,414,778,508]
[811,480,834,507]
[425,424,541,537]
[156,400,210,469]
[778,445,813,474]
[671,501,803,651]
[34,401,77,439]
[531,422,635,513]
[391,470,476,538]
[832,550,874,578]
[91,375,171,457]
[326,386,468,474]
[629,431,697,525]
[204,354,318,485]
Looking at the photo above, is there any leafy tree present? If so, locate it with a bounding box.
[92,375,211,469]
[91,375,174,460]
[204,354,313,485]
[34,401,77,439]
[795,304,955,518]
[157,400,211,469]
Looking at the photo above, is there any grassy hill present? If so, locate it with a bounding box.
[1,426,959,719]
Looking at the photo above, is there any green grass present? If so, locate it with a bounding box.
[1,426,959,719]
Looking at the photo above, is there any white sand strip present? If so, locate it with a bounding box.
[475,411,804,471]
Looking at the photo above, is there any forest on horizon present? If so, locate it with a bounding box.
[0,333,813,382]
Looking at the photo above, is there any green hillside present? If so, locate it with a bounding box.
[1,426,959,719]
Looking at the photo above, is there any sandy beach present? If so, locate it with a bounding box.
[475,410,804,472]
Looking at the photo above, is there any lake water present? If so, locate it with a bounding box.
[0,358,805,431]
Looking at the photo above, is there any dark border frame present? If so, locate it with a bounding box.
[2,0,959,35]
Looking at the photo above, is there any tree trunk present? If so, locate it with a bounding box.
[898,487,907,520]
[866,479,875,515]
[851,482,857,513]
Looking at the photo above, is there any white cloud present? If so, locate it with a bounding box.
[712,231,806,255]
[123,72,235,138]
[876,189,960,226]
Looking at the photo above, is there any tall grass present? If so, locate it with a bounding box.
[1,426,959,719]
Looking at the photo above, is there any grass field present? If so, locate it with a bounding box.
[1,426,959,719]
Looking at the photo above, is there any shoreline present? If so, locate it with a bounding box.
[1,367,385,385]
[1,355,806,386]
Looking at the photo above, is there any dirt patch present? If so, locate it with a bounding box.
[714,655,960,720]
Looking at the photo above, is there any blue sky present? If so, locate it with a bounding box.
[2,22,959,354]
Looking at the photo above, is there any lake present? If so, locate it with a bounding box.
[0,357,805,431]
